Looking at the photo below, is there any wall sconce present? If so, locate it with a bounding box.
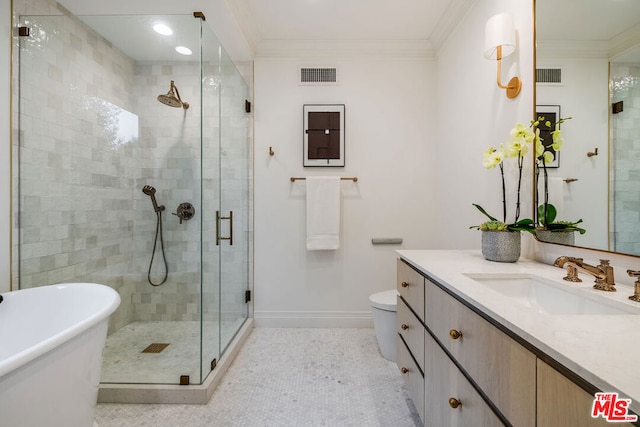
[484,12,521,99]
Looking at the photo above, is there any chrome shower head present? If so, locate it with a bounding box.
[142,185,164,212]
[157,80,189,109]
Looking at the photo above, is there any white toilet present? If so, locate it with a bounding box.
[369,289,398,362]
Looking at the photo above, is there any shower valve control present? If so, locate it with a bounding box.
[173,202,195,224]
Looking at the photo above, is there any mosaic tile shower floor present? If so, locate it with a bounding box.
[101,320,244,384]
[96,328,422,426]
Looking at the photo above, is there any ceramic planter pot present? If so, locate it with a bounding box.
[535,229,575,246]
[481,230,521,263]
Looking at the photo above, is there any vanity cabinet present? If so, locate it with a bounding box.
[396,257,626,427]
[424,331,503,427]
[397,330,425,422]
[425,279,536,426]
[396,259,425,422]
[537,360,635,427]
[396,258,424,317]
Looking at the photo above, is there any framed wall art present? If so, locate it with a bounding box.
[303,104,345,167]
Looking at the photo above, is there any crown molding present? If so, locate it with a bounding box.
[430,0,478,53]
[538,21,640,61]
[537,41,609,60]
[254,39,434,59]
[223,0,260,57]
[225,0,475,60]
[608,22,640,60]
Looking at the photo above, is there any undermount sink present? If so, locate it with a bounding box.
[464,273,638,316]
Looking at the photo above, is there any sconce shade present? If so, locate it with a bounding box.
[483,11,521,99]
[484,12,516,60]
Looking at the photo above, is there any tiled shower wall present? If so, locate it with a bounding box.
[12,9,251,334]
[15,13,141,332]
[610,63,640,255]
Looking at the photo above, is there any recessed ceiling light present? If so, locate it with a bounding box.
[175,46,193,56]
[153,23,173,36]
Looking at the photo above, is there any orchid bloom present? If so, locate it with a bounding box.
[510,123,535,144]
[482,146,504,169]
[551,126,563,151]
[535,138,545,158]
[541,151,554,165]
[504,138,528,158]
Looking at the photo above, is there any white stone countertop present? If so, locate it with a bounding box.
[396,249,640,414]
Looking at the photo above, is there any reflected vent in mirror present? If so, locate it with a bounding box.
[299,66,338,85]
[536,68,562,84]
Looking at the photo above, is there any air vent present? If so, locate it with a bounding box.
[299,66,338,85]
[536,68,562,84]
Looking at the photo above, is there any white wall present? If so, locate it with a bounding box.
[253,58,437,326]
[1,0,10,292]
[537,58,609,250]
[433,0,535,249]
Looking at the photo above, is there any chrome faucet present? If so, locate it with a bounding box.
[553,256,616,292]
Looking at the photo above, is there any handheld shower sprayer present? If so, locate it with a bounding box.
[142,185,165,212]
[142,185,168,286]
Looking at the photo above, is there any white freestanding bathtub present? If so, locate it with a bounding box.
[0,283,120,427]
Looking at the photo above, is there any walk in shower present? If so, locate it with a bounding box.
[12,10,252,395]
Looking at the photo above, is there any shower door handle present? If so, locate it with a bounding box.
[216,210,233,246]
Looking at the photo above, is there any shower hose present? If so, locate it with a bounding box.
[147,209,169,286]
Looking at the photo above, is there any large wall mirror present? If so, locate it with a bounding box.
[535,0,640,257]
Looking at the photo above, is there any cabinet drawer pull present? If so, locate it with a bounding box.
[448,397,462,409]
[449,329,462,340]
[401,281,409,288]
[400,367,409,374]
[401,324,409,330]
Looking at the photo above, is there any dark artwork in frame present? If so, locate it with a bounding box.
[303,104,345,167]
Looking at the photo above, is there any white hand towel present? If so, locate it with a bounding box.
[306,176,341,250]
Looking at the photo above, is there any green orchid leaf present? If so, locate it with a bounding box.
[537,203,557,225]
[472,204,498,222]
[514,218,534,226]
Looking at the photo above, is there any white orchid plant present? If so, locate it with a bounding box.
[471,122,536,233]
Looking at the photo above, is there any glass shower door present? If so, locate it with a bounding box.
[200,24,251,374]
[218,47,251,352]
[200,20,222,380]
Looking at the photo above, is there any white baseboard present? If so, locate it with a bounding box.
[254,310,373,328]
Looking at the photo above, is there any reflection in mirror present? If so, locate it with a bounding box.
[535,0,640,256]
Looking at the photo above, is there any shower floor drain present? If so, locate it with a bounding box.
[141,343,170,353]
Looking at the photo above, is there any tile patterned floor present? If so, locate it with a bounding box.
[101,320,245,384]
[96,328,422,426]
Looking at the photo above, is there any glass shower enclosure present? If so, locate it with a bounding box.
[13,12,251,386]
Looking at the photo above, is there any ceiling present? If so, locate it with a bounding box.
[227,0,481,58]
[240,0,449,40]
[57,0,472,61]
[55,0,640,62]
[536,0,640,62]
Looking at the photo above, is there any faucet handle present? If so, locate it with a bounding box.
[564,265,582,282]
[628,270,640,303]
[599,259,611,267]
[627,269,640,278]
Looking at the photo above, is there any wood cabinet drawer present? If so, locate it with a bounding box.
[537,359,635,427]
[397,259,425,322]
[397,335,425,423]
[425,279,536,426]
[425,331,503,427]
[397,297,424,373]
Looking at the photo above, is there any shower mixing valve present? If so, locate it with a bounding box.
[173,202,195,224]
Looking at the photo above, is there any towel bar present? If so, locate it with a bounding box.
[290,177,358,182]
